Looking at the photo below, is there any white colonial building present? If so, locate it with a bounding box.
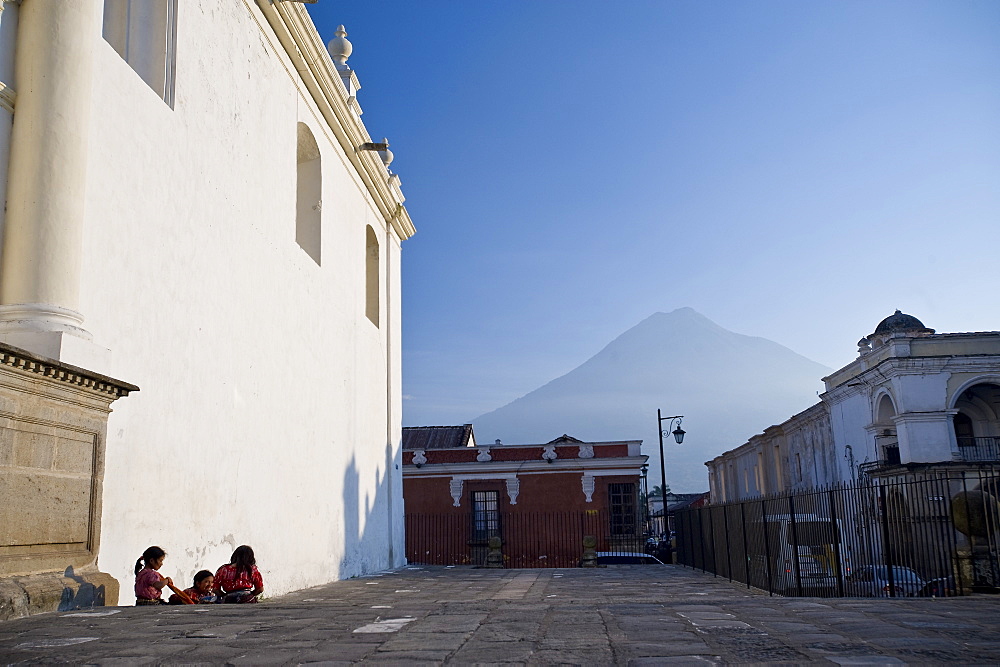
[0,0,413,613]
[707,311,1000,502]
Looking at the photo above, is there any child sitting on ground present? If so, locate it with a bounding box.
[169,570,217,604]
[214,545,264,603]
[134,546,172,605]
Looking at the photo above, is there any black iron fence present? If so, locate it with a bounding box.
[958,437,1000,463]
[675,468,1000,597]
[406,510,650,568]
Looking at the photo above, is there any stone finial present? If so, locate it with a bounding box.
[327,25,352,67]
[857,337,871,356]
[378,138,394,168]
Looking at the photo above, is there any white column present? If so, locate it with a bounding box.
[0,1,19,261]
[0,1,105,366]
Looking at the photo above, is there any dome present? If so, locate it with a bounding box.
[872,310,932,335]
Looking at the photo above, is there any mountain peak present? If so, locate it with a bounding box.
[472,309,830,492]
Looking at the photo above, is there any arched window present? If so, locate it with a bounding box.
[365,225,379,326]
[876,394,896,426]
[952,382,1000,460]
[296,123,322,265]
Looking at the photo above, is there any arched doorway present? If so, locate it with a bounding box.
[953,383,1000,462]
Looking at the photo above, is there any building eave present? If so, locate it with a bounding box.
[404,456,648,478]
[255,1,416,241]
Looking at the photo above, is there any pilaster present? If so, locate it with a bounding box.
[0,1,106,368]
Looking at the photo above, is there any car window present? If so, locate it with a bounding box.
[891,567,922,582]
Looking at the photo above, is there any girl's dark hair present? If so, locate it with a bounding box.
[135,546,166,575]
[230,545,256,576]
[193,570,213,585]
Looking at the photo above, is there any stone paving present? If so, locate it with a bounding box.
[1,564,999,665]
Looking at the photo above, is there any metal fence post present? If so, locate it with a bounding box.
[740,501,750,590]
[723,504,733,582]
[761,499,774,596]
[829,488,845,597]
[708,506,718,577]
[697,507,707,573]
[878,483,896,597]
[788,494,803,596]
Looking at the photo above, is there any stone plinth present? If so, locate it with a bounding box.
[0,342,136,620]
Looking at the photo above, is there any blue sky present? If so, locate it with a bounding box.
[307,1,1000,427]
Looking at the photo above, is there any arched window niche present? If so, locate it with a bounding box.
[952,382,1000,460]
[296,123,322,265]
[873,393,900,465]
[365,225,379,327]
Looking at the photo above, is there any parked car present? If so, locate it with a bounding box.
[846,565,935,597]
[917,575,956,598]
[596,551,665,565]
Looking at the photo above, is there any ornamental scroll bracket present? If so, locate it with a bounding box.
[505,477,520,505]
[449,477,463,507]
[581,474,595,503]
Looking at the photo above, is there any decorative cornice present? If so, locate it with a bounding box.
[254,1,416,241]
[0,80,15,114]
[405,459,646,478]
[0,342,138,400]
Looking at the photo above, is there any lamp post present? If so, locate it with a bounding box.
[656,409,686,536]
[640,463,649,535]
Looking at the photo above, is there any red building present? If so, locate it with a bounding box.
[403,429,648,568]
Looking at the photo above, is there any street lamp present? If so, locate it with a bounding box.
[656,410,685,535]
[640,463,649,535]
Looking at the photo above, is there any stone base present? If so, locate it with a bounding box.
[0,568,119,621]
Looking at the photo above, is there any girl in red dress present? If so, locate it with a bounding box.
[214,545,264,603]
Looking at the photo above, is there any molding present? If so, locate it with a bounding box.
[254,1,415,241]
[0,342,138,400]
[949,374,1000,410]
[0,80,13,114]
[403,457,647,477]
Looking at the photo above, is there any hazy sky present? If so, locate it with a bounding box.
[307,1,1000,428]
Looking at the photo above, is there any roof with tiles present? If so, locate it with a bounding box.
[402,424,475,450]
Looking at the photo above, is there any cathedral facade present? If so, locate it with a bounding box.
[0,0,413,612]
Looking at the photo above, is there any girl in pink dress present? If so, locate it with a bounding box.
[134,546,173,605]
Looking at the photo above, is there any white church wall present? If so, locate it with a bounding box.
[826,390,874,479]
[73,2,405,602]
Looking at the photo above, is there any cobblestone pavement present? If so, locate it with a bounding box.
[2,565,999,665]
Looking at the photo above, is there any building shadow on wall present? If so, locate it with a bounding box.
[337,443,399,579]
[59,566,107,611]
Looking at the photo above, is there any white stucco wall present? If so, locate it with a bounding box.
[65,2,407,601]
